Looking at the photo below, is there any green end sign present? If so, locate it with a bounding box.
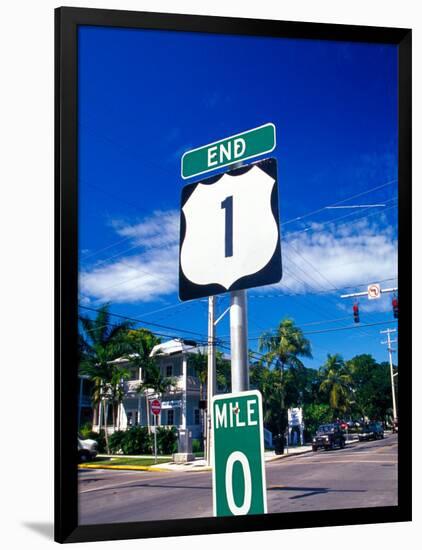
[211,390,267,517]
[181,123,276,179]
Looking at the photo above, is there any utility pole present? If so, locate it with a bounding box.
[230,289,249,392]
[206,295,216,466]
[380,328,398,423]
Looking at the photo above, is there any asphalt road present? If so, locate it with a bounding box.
[78,434,397,525]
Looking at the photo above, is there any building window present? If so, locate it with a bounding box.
[165,364,173,377]
[194,409,200,425]
[167,410,174,425]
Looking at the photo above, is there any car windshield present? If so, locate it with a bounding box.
[317,424,335,433]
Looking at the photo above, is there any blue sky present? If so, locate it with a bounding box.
[78,25,398,368]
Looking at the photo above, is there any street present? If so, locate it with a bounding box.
[78,435,397,524]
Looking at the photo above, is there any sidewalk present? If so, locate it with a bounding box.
[80,439,359,473]
[148,444,315,472]
[149,439,359,472]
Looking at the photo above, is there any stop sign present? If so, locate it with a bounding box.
[150,399,161,415]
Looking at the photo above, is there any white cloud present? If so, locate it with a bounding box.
[80,211,180,304]
[111,210,179,249]
[269,218,397,296]
[80,210,397,306]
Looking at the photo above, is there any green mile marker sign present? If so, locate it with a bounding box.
[181,123,276,179]
[211,390,267,517]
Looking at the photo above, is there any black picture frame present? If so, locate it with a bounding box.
[55,6,412,544]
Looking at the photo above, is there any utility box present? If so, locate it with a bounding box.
[172,429,195,463]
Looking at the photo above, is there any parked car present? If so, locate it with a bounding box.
[78,434,98,462]
[312,424,346,451]
[358,422,384,441]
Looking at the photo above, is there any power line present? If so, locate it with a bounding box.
[79,304,209,341]
[248,277,397,299]
[285,196,397,240]
[301,319,397,335]
[281,179,396,227]
[80,180,397,302]
[247,315,352,339]
[79,316,209,346]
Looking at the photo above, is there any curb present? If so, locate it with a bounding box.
[78,464,170,472]
[265,449,313,462]
[265,440,359,462]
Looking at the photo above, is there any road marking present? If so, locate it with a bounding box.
[79,464,169,472]
[303,452,397,458]
[79,472,172,494]
[282,460,397,465]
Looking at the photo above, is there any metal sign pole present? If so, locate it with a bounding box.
[230,289,249,392]
[154,414,158,464]
[206,295,216,466]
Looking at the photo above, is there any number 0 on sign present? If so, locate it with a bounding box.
[211,390,267,517]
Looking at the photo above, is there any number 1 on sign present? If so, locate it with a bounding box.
[221,195,233,257]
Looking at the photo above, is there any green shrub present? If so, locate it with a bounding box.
[121,426,152,455]
[156,427,178,455]
[109,430,126,454]
[192,439,203,453]
[90,430,106,453]
[79,422,93,439]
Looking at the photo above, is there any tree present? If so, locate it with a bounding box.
[125,328,162,433]
[319,354,352,419]
[189,349,207,402]
[258,319,312,447]
[189,348,230,449]
[347,354,393,421]
[216,351,231,393]
[78,304,133,452]
[302,403,332,440]
[109,365,131,430]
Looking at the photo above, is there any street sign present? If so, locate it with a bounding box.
[179,158,282,301]
[161,400,182,409]
[288,407,303,427]
[150,399,161,415]
[368,283,381,300]
[211,390,267,517]
[181,123,276,179]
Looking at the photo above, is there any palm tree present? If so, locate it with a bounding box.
[258,319,312,447]
[109,366,131,430]
[189,350,207,402]
[319,354,353,418]
[79,304,133,452]
[125,328,162,433]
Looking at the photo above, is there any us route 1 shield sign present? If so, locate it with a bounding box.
[179,158,282,301]
[211,390,267,517]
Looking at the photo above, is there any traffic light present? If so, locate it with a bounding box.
[392,296,398,319]
[353,303,360,323]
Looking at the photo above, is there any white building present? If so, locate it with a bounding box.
[91,339,212,440]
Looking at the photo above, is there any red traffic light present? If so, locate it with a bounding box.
[392,297,398,319]
[353,303,360,323]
